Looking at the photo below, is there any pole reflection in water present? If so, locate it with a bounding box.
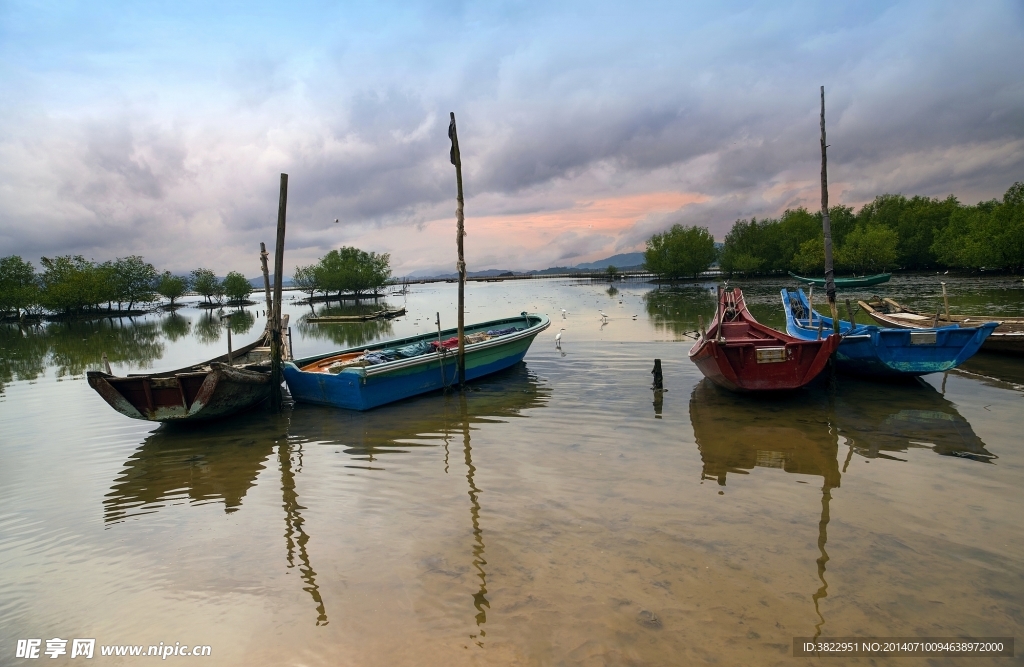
[459,392,489,643]
[279,440,329,626]
[690,379,842,639]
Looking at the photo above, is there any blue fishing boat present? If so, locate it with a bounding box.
[283,313,549,410]
[781,289,996,377]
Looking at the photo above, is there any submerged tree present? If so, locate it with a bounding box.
[190,268,223,304]
[293,264,322,304]
[644,224,717,280]
[156,271,189,307]
[112,256,157,311]
[316,247,391,300]
[222,271,254,304]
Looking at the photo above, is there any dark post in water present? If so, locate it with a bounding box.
[449,112,467,386]
[270,173,288,410]
[819,86,840,333]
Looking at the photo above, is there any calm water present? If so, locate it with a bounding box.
[1,275,1023,666]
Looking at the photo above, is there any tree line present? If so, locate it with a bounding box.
[643,182,1024,280]
[292,247,392,302]
[0,255,256,318]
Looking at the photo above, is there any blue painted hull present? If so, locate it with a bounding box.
[780,289,996,377]
[283,313,549,410]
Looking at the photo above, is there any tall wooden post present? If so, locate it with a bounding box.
[449,112,467,386]
[270,174,288,410]
[819,86,840,333]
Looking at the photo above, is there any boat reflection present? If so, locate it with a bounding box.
[286,363,550,462]
[104,418,278,523]
[287,363,549,643]
[104,411,328,625]
[690,379,839,637]
[831,377,993,463]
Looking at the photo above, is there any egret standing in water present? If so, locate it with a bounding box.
[561,308,568,319]
[555,328,565,348]
[599,310,608,321]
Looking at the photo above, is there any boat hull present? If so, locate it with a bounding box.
[284,314,549,410]
[788,271,891,288]
[860,301,1024,356]
[87,363,272,422]
[782,289,997,377]
[688,287,841,392]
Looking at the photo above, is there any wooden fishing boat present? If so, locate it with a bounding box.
[788,271,891,288]
[781,288,996,377]
[306,307,406,323]
[283,312,549,410]
[86,319,291,423]
[688,287,840,392]
[858,297,1024,355]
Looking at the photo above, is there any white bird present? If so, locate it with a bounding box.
[334,218,339,224]
[561,308,568,318]
[599,310,608,321]
[555,328,565,347]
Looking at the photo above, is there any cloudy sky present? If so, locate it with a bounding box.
[1,1,1022,277]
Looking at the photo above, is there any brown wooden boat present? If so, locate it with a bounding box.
[87,317,291,422]
[688,287,840,392]
[858,297,1024,355]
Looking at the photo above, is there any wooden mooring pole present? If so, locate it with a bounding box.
[449,112,467,386]
[270,174,288,410]
[819,86,840,333]
[260,242,273,322]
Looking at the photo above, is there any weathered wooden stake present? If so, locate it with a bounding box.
[651,359,664,390]
[941,281,951,323]
[819,86,840,333]
[845,298,856,327]
[449,112,467,386]
[270,173,288,410]
[260,242,273,328]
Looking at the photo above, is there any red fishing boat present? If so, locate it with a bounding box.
[688,287,840,392]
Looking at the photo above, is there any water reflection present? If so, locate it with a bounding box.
[286,364,549,456]
[295,306,396,349]
[226,309,256,335]
[279,440,329,625]
[160,313,191,342]
[643,286,714,338]
[194,312,223,344]
[104,420,277,523]
[288,364,548,640]
[689,379,840,638]
[832,378,993,463]
[104,414,329,625]
[0,319,165,390]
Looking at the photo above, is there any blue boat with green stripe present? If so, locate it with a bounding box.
[283,312,550,410]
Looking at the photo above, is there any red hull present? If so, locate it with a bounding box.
[688,288,840,392]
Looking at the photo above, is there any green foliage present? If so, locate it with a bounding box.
[0,256,39,317]
[792,237,825,275]
[293,264,322,301]
[156,271,189,306]
[222,271,253,303]
[836,225,898,273]
[605,265,618,279]
[932,182,1024,272]
[38,256,108,314]
[644,224,718,280]
[111,256,157,310]
[190,268,222,303]
[316,247,392,298]
[856,194,958,269]
[720,207,836,276]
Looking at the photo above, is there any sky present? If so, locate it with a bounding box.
[1,1,1022,277]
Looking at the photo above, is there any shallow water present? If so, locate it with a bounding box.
[1,275,1022,665]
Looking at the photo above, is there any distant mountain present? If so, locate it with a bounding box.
[248,275,293,288]
[572,252,646,270]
